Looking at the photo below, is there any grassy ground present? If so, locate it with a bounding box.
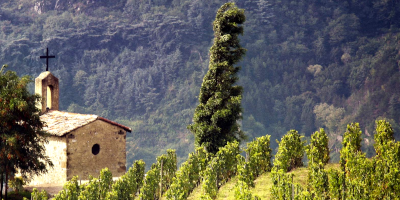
[215,176,238,200]
[187,163,340,199]
[186,182,203,200]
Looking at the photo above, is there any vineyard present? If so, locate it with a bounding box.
[28,120,399,199]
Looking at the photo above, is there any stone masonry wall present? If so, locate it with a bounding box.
[29,136,67,185]
[66,120,127,180]
[35,71,59,114]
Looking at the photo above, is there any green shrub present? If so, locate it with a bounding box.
[99,168,113,199]
[139,149,177,200]
[201,141,240,199]
[234,154,261,200]
[53,176,80,200]
[371,120,400,199]
[305,128,330,199]
[306,128,329,165]
[245,135,273,178]
[273,130,305,172]
[78,176,100,200]
[327,169,342,199]
[166,147,210,200]
[31,188,48,200]
[8,176,24,193]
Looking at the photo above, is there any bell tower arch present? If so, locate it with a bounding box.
[35,71,59,114]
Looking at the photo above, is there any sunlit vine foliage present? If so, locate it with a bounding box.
[200,141,240,199]
[271,120,400,200]
[273,130,305,172]
[245,135,272,178]
[31,188,49,200]
[166,147,210,200]
[271,169,309,199]
[305,128,329,199]
[233,135,272,200]
[371,120,400,199]
[31,121,400,200]
[234,155,260,200]
[50,160,145,200]
[106,160,145,199]
[139,149,177,200]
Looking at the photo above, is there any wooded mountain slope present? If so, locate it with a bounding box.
[1,0,399,167]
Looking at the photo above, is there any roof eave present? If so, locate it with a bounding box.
[97,117,132,132]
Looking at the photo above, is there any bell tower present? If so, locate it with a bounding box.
[35,71,59,114]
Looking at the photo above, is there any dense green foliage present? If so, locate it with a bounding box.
[78,176,100,200]
[139,149,177,200]
[53,176,80,200]
[8,176,24,194]
[30,121,399,199]
[200,141,240,199]
[117,159,145,199]
[31,188,48,200]
[51,160,144,200]
[306,129,329,199]
[234,156,254,199]
[233,136,272,200]
[196,135,272,200]
[166,147,210,200]
[371,120,400,198]
[306,128,329,165]
[1,0,400,168]
[244,135,272,180]
[271,130,307,199]
[0,66,52,200]
[271,170,307,199]
[188,2,246,154]
[270,120,400,199]
[273,130,305,172]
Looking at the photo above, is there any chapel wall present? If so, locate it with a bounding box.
[66,120,127,180]
[28,136,67,185]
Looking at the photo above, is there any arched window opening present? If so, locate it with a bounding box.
[47,85,53,109]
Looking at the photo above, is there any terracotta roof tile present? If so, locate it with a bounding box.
[40,110,131,136]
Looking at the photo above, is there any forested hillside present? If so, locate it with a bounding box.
[1,0,400,167]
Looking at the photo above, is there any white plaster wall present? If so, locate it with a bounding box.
[28,136,67,186]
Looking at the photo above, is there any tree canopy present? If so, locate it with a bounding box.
[0,65,53,200]
[188,2,246,154]
[1,0,400,167]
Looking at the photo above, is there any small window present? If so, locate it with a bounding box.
[47,85,53,109]
[92,144,100,155]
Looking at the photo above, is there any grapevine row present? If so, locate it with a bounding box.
[270,120,400,199]
[30,120,399,200]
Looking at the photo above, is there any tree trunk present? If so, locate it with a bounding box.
[5,168,8,200]
[0,171,4,200]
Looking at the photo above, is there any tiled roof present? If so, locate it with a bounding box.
[40,110,131,136]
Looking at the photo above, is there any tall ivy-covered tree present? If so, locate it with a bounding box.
[188,2,246,154]
[0,65,53,200]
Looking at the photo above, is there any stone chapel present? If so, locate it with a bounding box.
[29,71,131,186]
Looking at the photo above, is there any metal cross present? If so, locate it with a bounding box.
[40,48,56,71]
